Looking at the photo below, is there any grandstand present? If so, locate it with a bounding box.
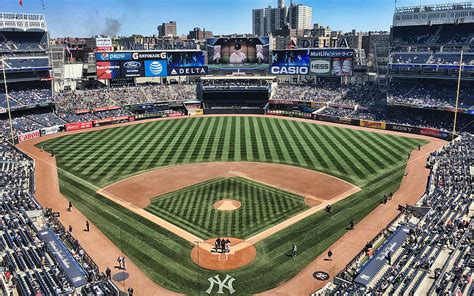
[388,2,474,114]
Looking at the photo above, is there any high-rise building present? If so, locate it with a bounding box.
[157,21,177,37]
[252,1,312,36]
[187,28,213,40]
[288,4,312,31]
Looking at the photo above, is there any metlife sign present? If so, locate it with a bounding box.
[270,65,309,75]
[310,59,331,76]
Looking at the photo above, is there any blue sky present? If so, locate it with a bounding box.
[0,0,463,37]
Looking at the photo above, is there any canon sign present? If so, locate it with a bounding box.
[310,60,330,75]
[270,66,309,75]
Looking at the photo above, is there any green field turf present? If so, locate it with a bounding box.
[146,177,309,239]
[39,116,427,295]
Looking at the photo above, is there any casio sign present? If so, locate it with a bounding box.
[270,66,309,75]
[124,61,141,69]
[311,60,330,74]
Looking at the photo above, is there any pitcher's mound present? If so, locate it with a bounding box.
[213,199,241,211]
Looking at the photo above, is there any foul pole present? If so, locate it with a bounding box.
[1,57,15,144]
[452,50,463,140]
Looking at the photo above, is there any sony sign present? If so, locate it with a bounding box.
[270,66,309,75]
[310,59,330,75]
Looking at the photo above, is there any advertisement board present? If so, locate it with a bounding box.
[96,51,209,78]
[40,125,63,136]
[270,49,310,75]
[18,130,41,143]
[360,120,386,130]
[309,49,355,58]
[144,60,168,77]
[38,228,88,287]
[332,57,353,76]
[120,60,144,78]
[96,61,121,79]
[386,124,420,134]
[96,37,113,52]
[65,121,93,131]
[310,58,331,76]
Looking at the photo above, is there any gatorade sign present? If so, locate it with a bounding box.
[310,59,331,75]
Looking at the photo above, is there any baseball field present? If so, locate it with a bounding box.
[36,116,427,295]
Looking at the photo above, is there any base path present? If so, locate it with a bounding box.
[17,140,182,295]
[257,138,446,296]
[17,115,447,295]
[101,162,356,208]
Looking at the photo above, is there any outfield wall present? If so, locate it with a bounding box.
[14,111,455,145]
[267,110,456,140]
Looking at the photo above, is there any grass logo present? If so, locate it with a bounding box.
[205,275,236,294]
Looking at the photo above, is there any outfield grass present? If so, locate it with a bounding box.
[39,116,427,295]
[146,177,309,239]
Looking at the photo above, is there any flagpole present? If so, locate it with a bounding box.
[1,57,16,144]
[452,50,463,140]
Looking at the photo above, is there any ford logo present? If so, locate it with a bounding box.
[124,61,141,69]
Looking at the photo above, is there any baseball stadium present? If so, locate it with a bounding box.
[0,1,473,296]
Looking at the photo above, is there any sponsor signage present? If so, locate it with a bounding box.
[96,61,121,79]
[95,52,132,61]
[355,225,410,286]
[121,60,144,77]
[96,37,113,52]
[92,116,131,125]
[132,51,167,60]
[270,65,309,75]
[313,271,330,281]
[38,228,88,287]
[360,120,386,130]
[144,60,168,77]
[309,49,355,58]
[93,106,121,112]
[386,124,420,134]
[332,57,353,76]
[18,130,41,143]
[310,59,331,75]
[168,67,208,76]
[65,121,93,132]
[40,125,62,136]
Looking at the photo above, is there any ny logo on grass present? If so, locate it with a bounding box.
[205,274,236,294]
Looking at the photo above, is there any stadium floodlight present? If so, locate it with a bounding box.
[1,57,15,145]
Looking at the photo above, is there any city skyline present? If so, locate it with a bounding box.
[0,0,464,37]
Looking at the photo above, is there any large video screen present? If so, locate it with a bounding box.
[95,50,208,79]
[206,37,269,73]
[270,49,355,76]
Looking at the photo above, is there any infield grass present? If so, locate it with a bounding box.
[146,177,309,239]
[39,116,427,295]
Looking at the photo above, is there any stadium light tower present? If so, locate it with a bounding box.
[1,57,15,144]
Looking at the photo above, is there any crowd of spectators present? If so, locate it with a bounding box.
[273,83,384,106]
[388,80,474,110]
[316,134,473,296]
[55,84,196,112]
[0,89,52,110]
[0,141,120,295]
